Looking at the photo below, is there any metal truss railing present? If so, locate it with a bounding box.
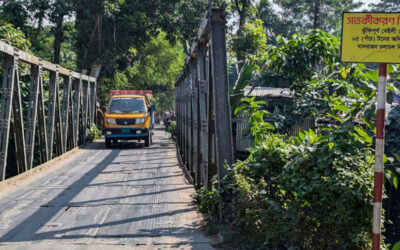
[175,5,234,189]
[0,41,97,181]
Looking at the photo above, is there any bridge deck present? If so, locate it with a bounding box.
[0,127,212,249]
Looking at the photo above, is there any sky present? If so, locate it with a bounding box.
[359,0,378,9]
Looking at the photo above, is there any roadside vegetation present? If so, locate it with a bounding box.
[197,0,400,248]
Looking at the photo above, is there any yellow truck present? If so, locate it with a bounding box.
[104,90,153,147]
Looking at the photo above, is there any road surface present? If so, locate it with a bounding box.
[0,126,213,249]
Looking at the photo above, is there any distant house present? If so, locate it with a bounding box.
[233,86,313,154]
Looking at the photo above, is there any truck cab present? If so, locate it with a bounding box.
[104,90,153,147]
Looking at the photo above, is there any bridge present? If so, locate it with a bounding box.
[0,5,229,250]
[0,127,212,249]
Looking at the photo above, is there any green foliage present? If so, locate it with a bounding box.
[199,111,375,248]
[235,97,273,145]
[274,0,361,34]
[393,241,400,250]
[264,30,340,89]
[98,31,185,108]
[154,91,175,112]
[230,19,267,62]
[167,121,177,140]
[75,0,206,74]
[229,60,255,111]
[0,1,30,33]
[195,186,220,219]
[385,105,400,189]
[386,105,400,158]
[0,22,31,51]
[254,0,290,42]
[198,29,381,249]
[87,123,101,142]
[369,0,400,11]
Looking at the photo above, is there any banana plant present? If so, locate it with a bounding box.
[229,59,256,115]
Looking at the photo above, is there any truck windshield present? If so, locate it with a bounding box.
[108,98,146,114]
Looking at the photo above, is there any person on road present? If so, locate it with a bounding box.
[96,102,104,133]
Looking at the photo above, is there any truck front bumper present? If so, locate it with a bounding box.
[105,127,149,140]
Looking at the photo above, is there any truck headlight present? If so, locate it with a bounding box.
[107,118,116,124]
[136,118,145,124]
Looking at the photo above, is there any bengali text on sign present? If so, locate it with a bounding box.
[341,12,400,63]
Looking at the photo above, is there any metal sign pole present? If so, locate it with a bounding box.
[372,63,387,250]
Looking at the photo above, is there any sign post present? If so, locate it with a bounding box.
[341,12,400,249]
[373,63,386,250]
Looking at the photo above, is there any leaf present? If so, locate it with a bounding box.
[327,113,343,123]
[393,241,400,250]
[394,153,400,163]
[228,63,239,91]
[298,132,305,141]
[387,86,395,92]
[234,104,248,115]
[361,117,375,134]
[329,142,334,149]
[232,60,254,94]
[354,127,372,145]
[340,67,347,79]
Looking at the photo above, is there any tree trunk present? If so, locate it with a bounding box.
[313,0,321,29]
[80,15,101,72]
[53,16,64,64]
[35,16,43,39]
[235,0,251,71]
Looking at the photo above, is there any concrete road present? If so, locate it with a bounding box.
[0,126,213,249]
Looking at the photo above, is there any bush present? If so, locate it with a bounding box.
[87,123,101,142]
[197,98,376,249]
[195,186,220,219]
[167,120,177,139]
[205,128,374,249]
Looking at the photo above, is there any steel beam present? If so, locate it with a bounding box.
[187,72,193,175]
[197,44,209,188]
[0,56,15,180]
[37,70,48,164]
[81,81,89,143]
[54,79,64,156]
[191,58,200,187]
[46,69,59,160]
[0,41,96,82]
[210,9,234,181]
[12,58,28,174]
[72,78,82,147]
[61,75,71,153]
[25,64,41,169]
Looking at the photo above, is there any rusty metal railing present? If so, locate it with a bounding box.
[175,5,234,189]
[0,41,97,181]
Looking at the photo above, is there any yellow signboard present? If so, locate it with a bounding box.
[341,12,400,63]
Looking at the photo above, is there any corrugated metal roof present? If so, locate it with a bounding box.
[244,86,293,97]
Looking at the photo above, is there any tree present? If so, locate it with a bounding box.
[98,31,185,108]
[369,0,400,11]
[274,0,362,34]
[230,19,267,63]
[27,0,51,39]
[230,0,255,70]
[0,0,30,34]
[74,0,207,78]
[255,0,289,42]
[49,0,74,64]
[0,22,31,51]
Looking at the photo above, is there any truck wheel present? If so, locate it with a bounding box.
[145,133,151,147]
[105,138,112,148]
